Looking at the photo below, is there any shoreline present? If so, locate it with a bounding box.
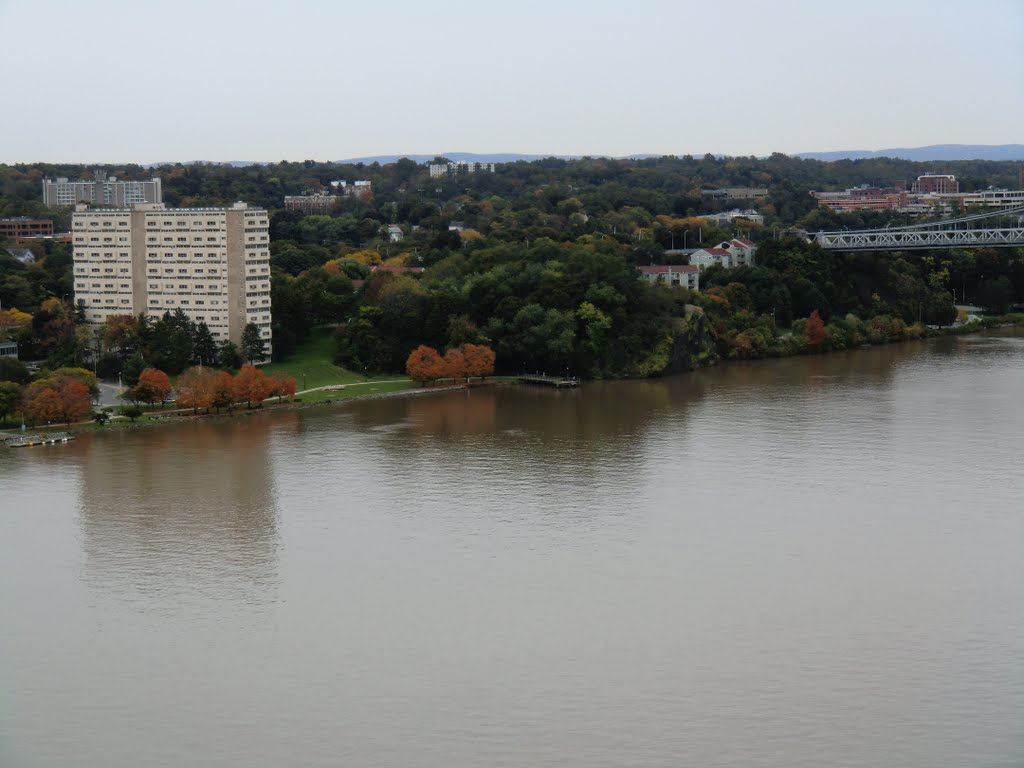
[0,380,503,438]
[3,320,1021,440]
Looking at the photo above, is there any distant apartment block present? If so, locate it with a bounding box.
[284,193,339,212]
[329,180,373,200]
[428,161,497,178]
[0,217,53,240]
[701,187,769,201]
[43,175,162,208]
[71,203,271,351]
[813,186,908,212]
[638,264,700,291]
[956,189,1024,208]
[812,178,1024,214]
[911,174,959,194]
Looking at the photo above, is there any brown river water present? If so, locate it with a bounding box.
[2,331,1023,767]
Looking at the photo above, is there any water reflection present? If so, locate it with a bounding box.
[76,413,295,610]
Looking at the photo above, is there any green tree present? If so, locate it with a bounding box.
[0,380,21,424]
[217,340,243,369]
[121,404,144,422]
[0,356,30,385]
[976,276,1013,313]
[241,323,268,364]
[122,351,147,387]
[192,321,217,366]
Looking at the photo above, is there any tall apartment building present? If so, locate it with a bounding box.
[43,176,162,208]
[72,203,271,351]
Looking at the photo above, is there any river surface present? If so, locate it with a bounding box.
[2,332,1023,768]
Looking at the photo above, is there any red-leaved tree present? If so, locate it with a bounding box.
[233,363,274,408]
[406,345,445,385]
[129,367,172,406]
[176,366,217,413]
[443,347,467,380]
[803,309,827,349]
[461,343,496,380]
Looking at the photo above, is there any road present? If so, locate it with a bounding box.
[96,381,125,406]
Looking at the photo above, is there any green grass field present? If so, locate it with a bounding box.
[260,327,410,391]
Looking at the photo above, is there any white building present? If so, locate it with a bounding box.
[72,202,271,351]
[690,239,757,270]
[638,264,700,291]
[43,176,162,208]
[428,161,497,178]
[699,208,764,225]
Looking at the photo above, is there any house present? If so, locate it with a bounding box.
[0,340,18,358]
[690,240,757,270]
[387,224,404,242]
[726,238,757,267]
[6,248,36,264]
[637,264,700,291]
[689,247,732,270]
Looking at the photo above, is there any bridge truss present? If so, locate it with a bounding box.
[812,206,1024,251]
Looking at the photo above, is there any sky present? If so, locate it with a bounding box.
[1,0,1022,164]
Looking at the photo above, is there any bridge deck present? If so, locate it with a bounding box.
[814,227,1024,251]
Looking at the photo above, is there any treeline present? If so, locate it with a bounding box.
[3,156,1024,380]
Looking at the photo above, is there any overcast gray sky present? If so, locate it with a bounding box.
[2,0,1021,163]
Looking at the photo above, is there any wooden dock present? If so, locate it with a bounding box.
[4,432,75,448]
[518,374,580,389]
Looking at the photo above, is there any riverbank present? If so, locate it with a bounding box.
[0,379,508,438]
[4,317,1021,441]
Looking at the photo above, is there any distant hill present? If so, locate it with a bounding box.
[141,145,1024,167]
[798,144,1024,162]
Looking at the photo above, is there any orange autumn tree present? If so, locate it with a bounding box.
[442,347,467,381]
[21,376,92,425]
[176,366,218,413]
[55,380,93,424]
[211,371,236,412]
[405,345,445,385]
[233,363,274,408]
[21,387,64,425]
[460,343,496,380]
[268,373,297,403]
[128,367,172,406]
[803,309,827,349]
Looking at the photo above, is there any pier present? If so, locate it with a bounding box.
[3,432,75,448]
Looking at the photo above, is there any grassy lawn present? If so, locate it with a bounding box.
[293,379,418,404]
[261,327,410,391]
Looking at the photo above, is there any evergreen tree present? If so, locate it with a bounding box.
[193,321,218,366]
[217,339,242,369]
[241,323,267,363]
[122,351,146,387]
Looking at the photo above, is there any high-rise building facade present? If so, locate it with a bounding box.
[72,203,271,351]
[43,176,162,208]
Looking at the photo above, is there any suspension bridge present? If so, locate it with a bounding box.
[811,206,1024,251]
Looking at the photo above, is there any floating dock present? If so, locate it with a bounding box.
[517,375,580,389]
[4,432,75,448]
